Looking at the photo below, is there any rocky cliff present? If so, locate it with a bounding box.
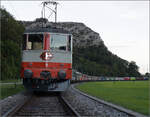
[21,20,103,48]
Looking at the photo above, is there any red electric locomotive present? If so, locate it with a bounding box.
[21,27,72,91]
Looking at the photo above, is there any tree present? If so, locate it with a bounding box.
[127,61,140,77]
[1,8,25,80]
[145,72,150,77]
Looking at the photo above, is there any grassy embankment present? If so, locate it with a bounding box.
[76,81,149,115]
[0,79,24,99]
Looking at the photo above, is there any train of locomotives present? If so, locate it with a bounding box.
[72,70,149,82]
[21,27,72,92]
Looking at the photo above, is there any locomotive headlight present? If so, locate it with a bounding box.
[58,70,66,79]
[24,69,33,78]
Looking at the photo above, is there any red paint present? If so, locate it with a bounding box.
[22,62,71,68]
[21,62,72,79]
[44,33,50,50]
[42,33,53,60]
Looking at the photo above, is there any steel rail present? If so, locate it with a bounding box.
[2,94,33,117]
[60,95,81,117]
[2,92,81,117]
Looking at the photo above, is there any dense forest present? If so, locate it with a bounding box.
[1,8,142,81]
[1,8,24,80]
[73,44,141,77]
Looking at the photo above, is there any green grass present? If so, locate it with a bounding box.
[0,79,22,83]
[76,81,149,115]
[0,84,25,99]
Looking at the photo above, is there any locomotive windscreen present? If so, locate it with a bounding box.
[50,34,67,51]
[22,34,43,50]
[22,34,71,51]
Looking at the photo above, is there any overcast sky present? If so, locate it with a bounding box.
[1,1,149,74]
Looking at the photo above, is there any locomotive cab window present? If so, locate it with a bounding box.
[23,34,43,50]
[50,34,67,51]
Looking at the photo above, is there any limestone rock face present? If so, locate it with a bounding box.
[22,21,103,47]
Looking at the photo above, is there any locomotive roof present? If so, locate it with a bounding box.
[24,27,71,34]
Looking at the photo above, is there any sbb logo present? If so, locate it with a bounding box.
[40,51,53,60]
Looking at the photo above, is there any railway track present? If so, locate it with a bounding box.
[2,83,148,117]
[3,92,80,117]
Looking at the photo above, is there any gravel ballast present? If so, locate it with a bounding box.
[0,91,32,116]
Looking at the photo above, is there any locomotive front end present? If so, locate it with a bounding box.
[21,27,72,92]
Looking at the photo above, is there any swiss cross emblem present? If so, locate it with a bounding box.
[40,51,53,60]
